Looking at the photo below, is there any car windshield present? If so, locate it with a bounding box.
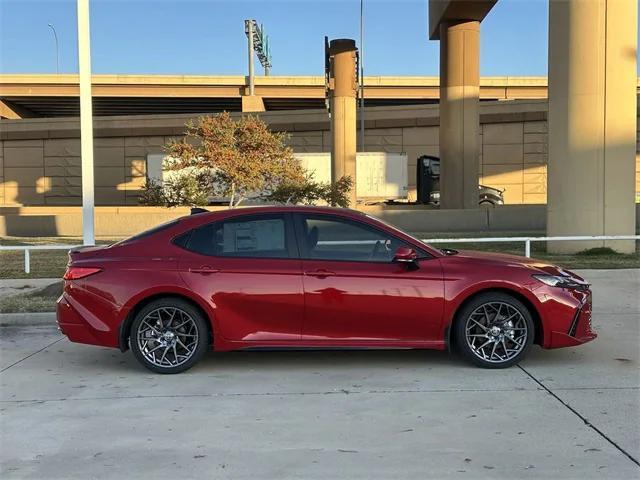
[363,213,458,255]
[363,213,431,247]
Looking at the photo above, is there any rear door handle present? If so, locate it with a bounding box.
[188,266,219,275]
[304,269,335,278]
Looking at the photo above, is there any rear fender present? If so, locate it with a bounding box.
[118,285,217,351]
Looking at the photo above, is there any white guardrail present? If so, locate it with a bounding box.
[0,245,80,274]
[1,235,638,274]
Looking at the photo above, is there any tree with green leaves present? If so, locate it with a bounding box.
[164,112,304,208]
[266,174,353,208]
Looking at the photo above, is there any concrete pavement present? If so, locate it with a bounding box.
[0,278,59,300]
[1,270,638,479]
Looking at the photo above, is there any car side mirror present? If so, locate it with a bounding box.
[393,247,418,268]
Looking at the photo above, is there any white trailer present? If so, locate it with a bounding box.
[148,151,409,203]
[295,152,408,201]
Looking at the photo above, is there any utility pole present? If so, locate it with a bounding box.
[77,0,95,245]
[359,0,365,152]
[48,23,60,74]
[246,20,255,95]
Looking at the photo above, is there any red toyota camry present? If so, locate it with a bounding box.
[56,206,596,373]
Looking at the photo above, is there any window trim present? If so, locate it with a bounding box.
[176,212,299,260]
[292,213,431,264]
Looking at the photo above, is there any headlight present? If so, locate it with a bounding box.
[532,274,588,290]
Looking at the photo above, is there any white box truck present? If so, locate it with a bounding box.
[148,151,408,203]
[295,152,408,202]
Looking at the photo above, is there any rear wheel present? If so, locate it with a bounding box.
[130,298,209,374]
[454,292,534,368]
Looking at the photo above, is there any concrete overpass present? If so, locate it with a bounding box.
[0,74,556,118]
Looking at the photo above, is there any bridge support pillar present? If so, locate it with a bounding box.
[241,95,265,113]
[547,0,637,253]
[438,20,480,210]
[328,39,358,207]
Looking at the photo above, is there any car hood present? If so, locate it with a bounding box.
[449,249,580,277]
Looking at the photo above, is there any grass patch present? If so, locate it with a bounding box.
[0,281,62,313]
[418,235,639,270]
[0,236,119,279]
[576,247,619,256]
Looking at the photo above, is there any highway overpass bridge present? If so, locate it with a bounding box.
[0,74,558,118]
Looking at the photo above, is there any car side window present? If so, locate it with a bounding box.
[297,215,415,263]
[185,215,291,258]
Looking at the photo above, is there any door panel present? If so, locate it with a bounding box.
[178,213,304,342]
[301,258,443,341]
[295,213,444,342]
[180,255,304,342]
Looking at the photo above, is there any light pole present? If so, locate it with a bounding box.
[47,23,60,74]
[359,0,365,152]
[246,20,255,96]
[245,19,272,90]
[76,0,95,245]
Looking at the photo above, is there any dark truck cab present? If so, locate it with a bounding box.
[416,155,504,206]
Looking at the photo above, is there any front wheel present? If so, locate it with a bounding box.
[454,292,534,368]
[130,298,209,374]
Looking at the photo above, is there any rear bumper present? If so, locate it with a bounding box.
[56,293,118,348]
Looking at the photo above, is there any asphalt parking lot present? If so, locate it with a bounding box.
[1,269,639,479]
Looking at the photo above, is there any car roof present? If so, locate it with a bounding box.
[192,205,366,220]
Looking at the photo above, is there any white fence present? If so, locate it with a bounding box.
[0,245,79,274]
[1,235,638,274]
[424,235,640,258]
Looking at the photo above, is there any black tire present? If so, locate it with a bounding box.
[454,292,534,369]
[129,298,209,374]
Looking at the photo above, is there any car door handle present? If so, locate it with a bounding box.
[188,266,219,275]
[304,269,335,278]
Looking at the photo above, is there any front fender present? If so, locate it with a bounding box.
[441,279,544,344]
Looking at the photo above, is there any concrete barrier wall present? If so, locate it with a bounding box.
[2,204,637,238]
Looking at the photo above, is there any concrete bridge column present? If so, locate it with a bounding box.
[241,95,265,112]
[439,20,480,209]
[328,39,358,207]
[547,0,637,253]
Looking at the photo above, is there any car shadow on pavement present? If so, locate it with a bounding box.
[201,348,460,370]
[64,343,474,374]
[46,340,589,376]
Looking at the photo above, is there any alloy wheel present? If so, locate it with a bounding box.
[136,307,199,368]
[464,301,528,364]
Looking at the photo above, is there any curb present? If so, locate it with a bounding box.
[0,312,56,327]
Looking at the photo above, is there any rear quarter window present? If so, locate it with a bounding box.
[116,219,182,245]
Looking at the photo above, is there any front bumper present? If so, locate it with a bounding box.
[541,288,597,349]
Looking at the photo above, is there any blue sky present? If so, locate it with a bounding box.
[0,0,628,76]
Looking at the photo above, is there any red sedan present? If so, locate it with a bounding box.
[57,206,596,373]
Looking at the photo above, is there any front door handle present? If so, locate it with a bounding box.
[188,266,219,275]
[304,269,335,278]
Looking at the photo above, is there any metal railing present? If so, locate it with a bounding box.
[1,235,638,274]
[0,245,79,274]
[423,235,640,258]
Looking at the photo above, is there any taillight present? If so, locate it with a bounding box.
[63,266,102,280]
